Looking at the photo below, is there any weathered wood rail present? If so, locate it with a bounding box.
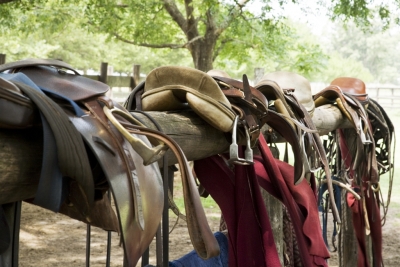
[0,104,349,205]
[0,54,360,266]
[0,103,354,266]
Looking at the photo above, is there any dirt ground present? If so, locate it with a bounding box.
[17,181,400,267]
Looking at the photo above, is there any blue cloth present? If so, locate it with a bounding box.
[169,232,229,267]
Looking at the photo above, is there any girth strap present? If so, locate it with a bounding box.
[2,74,94,212]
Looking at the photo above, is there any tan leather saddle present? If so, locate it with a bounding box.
[331,77,369,105]
[141,66,237,133]
[255,72,317,181]
[204,70,307,187]
[0,59,168,266]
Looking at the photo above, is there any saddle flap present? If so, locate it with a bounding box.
[141,66,236,132]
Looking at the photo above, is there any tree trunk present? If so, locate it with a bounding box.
[189,39,215,72]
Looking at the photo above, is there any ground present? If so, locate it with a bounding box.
[17,178,400,267]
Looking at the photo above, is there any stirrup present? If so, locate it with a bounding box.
[229,116,254,165]
[103,106,169,165]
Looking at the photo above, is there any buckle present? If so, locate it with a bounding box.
[228,116,254,165]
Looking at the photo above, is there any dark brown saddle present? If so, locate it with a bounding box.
[255,72,321,182]
[254,71,341,223]
[0,59,171,266]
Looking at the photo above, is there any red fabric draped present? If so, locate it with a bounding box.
[194,134,329,267]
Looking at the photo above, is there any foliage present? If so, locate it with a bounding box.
[1,0,400,78]
[326,20,400,84]
[312,51,374,83]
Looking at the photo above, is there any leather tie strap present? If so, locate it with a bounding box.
[120,122,220,260]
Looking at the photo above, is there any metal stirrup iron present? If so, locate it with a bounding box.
[229,116,254,165]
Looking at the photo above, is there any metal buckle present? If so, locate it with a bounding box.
[228,116,254,165]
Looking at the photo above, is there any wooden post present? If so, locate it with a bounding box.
[254,67,265,85]
[262,190,283,265]
[0,54,6,65]
[99,62,108,84]
[130,64,141,89]
[0,202,21,267]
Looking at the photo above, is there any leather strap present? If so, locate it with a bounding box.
[120,122,220,260]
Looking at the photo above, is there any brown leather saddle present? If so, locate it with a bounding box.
[255,71,340,223]
[314,77,378,184]
[0,59,169,266]
[255,72,319,182]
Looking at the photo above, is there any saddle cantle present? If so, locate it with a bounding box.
[0,59,167,266]
[261,71,315,116]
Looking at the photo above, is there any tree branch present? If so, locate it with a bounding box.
[161,0,188,32]
[214,0,252,36]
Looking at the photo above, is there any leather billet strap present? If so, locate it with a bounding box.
[102,102,169,166]
[10,79,94,213]
[119,121,221,260]
[211,75,268,145]
[262,109,304,185]
[101,99,220,259]
[286,91,341,223]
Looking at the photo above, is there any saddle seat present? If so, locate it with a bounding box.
[141,66,237,133]
[330,77,369,105]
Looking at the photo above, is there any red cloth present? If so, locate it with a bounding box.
[194,134,329,267]
[194,151,281,267]
[256,134,329,266]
